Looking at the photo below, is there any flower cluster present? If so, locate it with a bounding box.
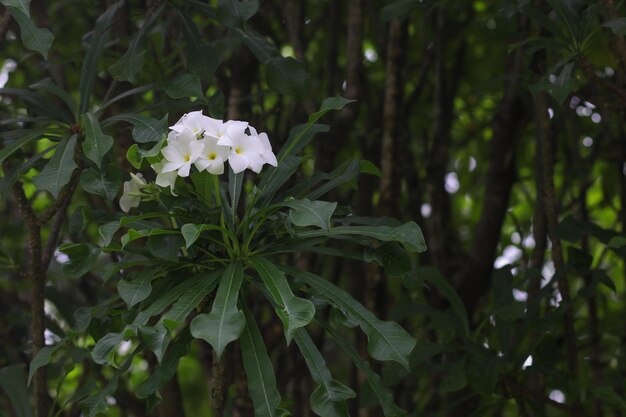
[120,111,278,212]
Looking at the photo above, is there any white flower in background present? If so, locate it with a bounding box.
[151,161,178,194]
[226,129,266,173]
[120,173,146,213]
[194,137,230,175]
[160,128,204,177]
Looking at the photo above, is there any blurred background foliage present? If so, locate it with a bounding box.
[1,0,626,416]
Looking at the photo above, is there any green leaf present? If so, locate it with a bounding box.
[30,78,78,120]
[530,62,575,105]
[118,267,164,308]
[80,165,122,201]
[190,261,245,359]
[33,134,78,198]
[604,18,626,35]
[177,10,220,79]
[417,267,469,337]
[237,26,278,62]
[217,0,259,27]
[240,306,282,417]
[139,323,170,363]
[58,243,100,279]
[608,236,626,248]
[307,159,360,201]
[294,329,355,417]
[164,73,204,100]
[0,365,33,417]
[28,339,66,385]
[82,112,113,168]
[590,387,626,411]
[284,199,337,231]
[109,4,164,84]
[161,270,222,327]
[91,332,124,365]
[81,351,135,416]
[297,222,427,254]
[319,320,405,417]
[266,56,310,98]
[78,1,122,114]
[360,160,383,177]
[180,223,234,249]
[106,113,168,143]
[287,267,416,370]
[1,0,30,16]
[7,7,53,59]
[99,221,119,247]
[136,330,192,398]
[0,128,46,166]
[121,228,179,248]
[229,166,244,220]
[250,258,315,343]
[257,155,302,207]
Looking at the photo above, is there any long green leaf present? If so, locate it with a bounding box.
[285,267,416,370]
[250,258,315,343]
[82,112,113,167]
[8,7,53,59]
[104,113,167,143]
[31,78,78,120]
[161,269,222,327]
[283,199,337,231]
[0,364,33,417]
[241,306,282,417]
[78,1,122,114]
[1,0,30,16]
[33,134,78,198]
[0,128,46,166]
[319,320,405,417]
[297,222,427,254]
[293,329,355,417]
[28,339,67,385]
[190,261,245,359]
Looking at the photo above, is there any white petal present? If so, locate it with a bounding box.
[194,158,211,172]
[177,163,191,177]
[162,161,183,173]
[207,160,225,175]
[262,149,278,167]
[162,144,185,163]
[246,153,265,173]
[177,128,197,144]
[228,154,248,173]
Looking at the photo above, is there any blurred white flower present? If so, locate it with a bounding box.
[120,173,146,212]
[161,128,204,177]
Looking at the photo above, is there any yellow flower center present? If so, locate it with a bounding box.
[235,147,242,154]
[184,153,190,162]
[208,152,217,160]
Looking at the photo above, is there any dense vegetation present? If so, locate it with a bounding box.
[1,1,626,416]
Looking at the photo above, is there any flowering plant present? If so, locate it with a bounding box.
[77,97,427,416]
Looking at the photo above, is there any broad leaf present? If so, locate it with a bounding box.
[31,78,78,120]
[250,258,315,343]
[294,329,355,417]
[0,364,33,417]
[8,7,53,59]
[139,323,170,363]
[1,0,30,16]
[79,165,122,201]
[297,222,427,254]
[82,112,113,167]
[28,339,67,385]
[105,113,168,143]
[217,0,259,27]
[57,243,100,279]
[33,134,78,198]
[164,73,204,100]
[118,267,165,308]
[266,56,309,98]
[0,128,46,166]
[91,332,124,365]
[177,10,220,79]
[240,306,282,417]
[284,199,337,231]
[190,261,245,359]
[287,267,416,370]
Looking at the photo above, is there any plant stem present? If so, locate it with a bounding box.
[212,350,225,417]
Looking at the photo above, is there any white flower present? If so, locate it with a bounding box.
[160,128,204,177]
[194,137,230,175]
[151,161,178,194]
[207,120,249,147]
[226,129,265,173]
[170,110,213,138]
[120,173,146,213]
[248,126,277,169]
